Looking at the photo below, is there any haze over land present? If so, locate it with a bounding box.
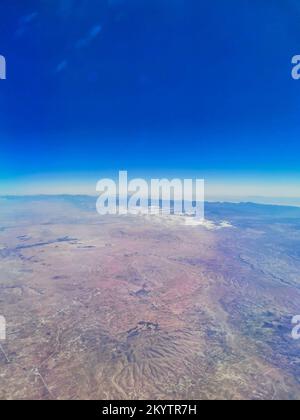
[0,196,300,400]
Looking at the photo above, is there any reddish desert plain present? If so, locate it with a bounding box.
[1,196,300,400]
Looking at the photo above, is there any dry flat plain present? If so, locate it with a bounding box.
[0,196,300,400]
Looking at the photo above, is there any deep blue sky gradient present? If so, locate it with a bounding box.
[0,0,300,195]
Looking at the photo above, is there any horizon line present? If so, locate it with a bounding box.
[1,194,300,209]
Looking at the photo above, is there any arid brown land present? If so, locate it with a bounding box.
[0,197,300,400]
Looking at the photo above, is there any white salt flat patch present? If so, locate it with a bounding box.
[117,205,233,230]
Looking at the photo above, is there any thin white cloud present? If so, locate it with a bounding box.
[20,12,38,24]
[55,60,68,73]
[76,25,102,48]
[15,12,38,37]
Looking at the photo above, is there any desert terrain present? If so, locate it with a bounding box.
[0,196,300,400]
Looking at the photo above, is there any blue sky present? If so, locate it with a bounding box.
[0,0,300,199]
